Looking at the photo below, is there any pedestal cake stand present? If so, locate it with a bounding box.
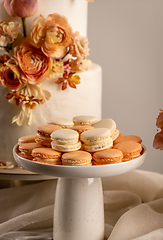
[13,145,146,240]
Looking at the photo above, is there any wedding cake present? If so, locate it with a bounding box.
[0,0,102,166]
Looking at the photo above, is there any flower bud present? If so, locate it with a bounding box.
[4,0,39,18]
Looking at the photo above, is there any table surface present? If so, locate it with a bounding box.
[0,166,57,180]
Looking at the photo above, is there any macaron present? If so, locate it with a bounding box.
[18,135,37,145]
[80,128,113,152]
[47,117,74,128]
[93,118,119,141]
[51,129,81,152]
[73,115,98,126]
[62,151,92,166]
[70,125,94,141]
[92,148,123,165]
[32,148,62,165]
[35,124,62,147]
[113,135,142,145]
[18,143,42,160]
[113,141,142,162]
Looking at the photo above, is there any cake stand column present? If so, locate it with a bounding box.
[54,177,104,240]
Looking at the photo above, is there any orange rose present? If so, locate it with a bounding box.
[0,63,22,90]
[12,39,51,85]
[30,13,73,59]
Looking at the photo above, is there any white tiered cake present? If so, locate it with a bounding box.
[0,0,102,166]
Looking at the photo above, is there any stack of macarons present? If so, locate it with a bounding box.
[16,115,144,166]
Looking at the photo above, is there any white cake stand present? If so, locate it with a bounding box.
[13,145,146,240]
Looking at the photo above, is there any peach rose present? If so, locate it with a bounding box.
[0,20,21,47]
[30,13,73,59]
[69,31,90,60]
[0,63,22,90]
[12,39,51,85]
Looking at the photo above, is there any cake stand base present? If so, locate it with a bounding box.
[54,177,104,240]
[13,144,146,240]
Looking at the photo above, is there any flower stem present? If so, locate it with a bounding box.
[21,17,26,37]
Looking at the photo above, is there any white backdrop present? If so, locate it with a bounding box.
[88,0,163,174]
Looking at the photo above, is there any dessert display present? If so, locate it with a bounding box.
[15,116,144,166]
[0,0,102,168]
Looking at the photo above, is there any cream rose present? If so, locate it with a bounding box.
[30,13,73,59]
[69,31,90,60]
[0,20,21,47]
[12,39,51,85]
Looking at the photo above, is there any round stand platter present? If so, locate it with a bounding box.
[13,144,146,240]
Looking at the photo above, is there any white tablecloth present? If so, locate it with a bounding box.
[0,169,163,240]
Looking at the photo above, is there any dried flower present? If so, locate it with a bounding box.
[4,0,39,18]
[30,13,73,58]
[12,39,51,85]
[56,72,80,90]
[0,20,22,47]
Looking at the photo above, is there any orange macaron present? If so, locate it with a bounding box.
[32,148,62,165]
[35,124,62,147]
[18,135,37,145]
[18,143,43,160]
[113,141,142,162]
[113,135,142,145]
[92,148,123,165]
[61,150,92,166]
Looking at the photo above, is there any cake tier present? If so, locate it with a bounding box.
[0,63,102,164]
[0,0,88,37]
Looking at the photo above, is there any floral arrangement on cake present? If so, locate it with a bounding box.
[153,110,163,150]
[0,0,91,126]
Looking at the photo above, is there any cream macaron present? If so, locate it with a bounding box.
[93,118,120,141]
[62,151,92,166]
[47,117,74,128]
[73,115,98,126]
[51,129,81,152]
[80,128,113,152]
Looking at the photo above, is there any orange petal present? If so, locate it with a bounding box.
[156,110,163,129]
[153,129,163,150]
